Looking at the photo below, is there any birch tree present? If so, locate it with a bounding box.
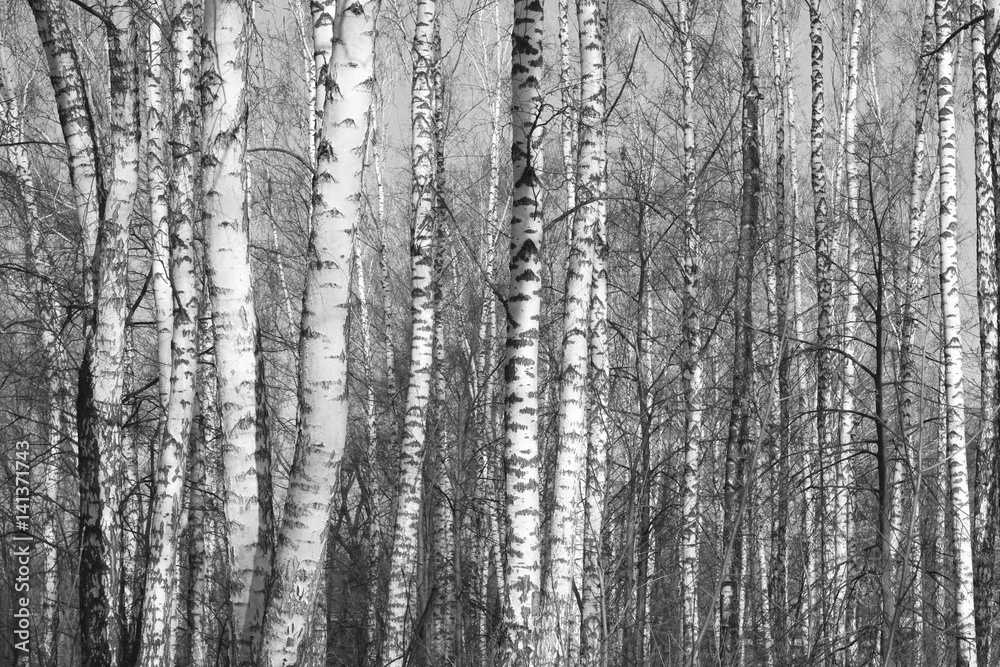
[935,1,978,665]
[679,0,702,663]
[897,4,935,663]
[200,0,272,658]
[261,0,374,664]
[832,2,862,661]
[720,2,760,664]
[137,31,202,664]
[557,0,576,217]
[766,0,794,659]
[980,0,1000,661]
[134,0,204,659]
[96,2,141,653]
[581,0,608,661]
[30,0,140,661]
[428,16,455,662]
[24,3,110,663]
[807,0,834,648]
[381,0,438,660]
[146,13,172,411]
[5,1,993,665]
[539,0,605,659]
[582,237,608,667]
[25,0,101,270]
[503,0,546,660]
[971,3,999,663]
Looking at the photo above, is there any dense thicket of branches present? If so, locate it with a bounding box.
[1,0,998,666]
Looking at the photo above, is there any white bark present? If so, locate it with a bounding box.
[557,0,577,217]
[721,2,760,663]
[261,2,374,664]
[136,1,203,660]
[807,0,832,652]
[934,1,978,664]
[382,0,438,660]
[427,18,456,664]
[25,2,111,662]
[679,0,701,662]
[371,104,397,406]
[971,3,999,662]
[201,0,271,658]
[94,3,141,653]
[581,193,608,667]
[894,4,936,665]
[26,0,102,279]
[146,16,173,411]
[832,2,862,659]
[540,0,604,660]
[312,0,335,159]
[137,67,201,667]
[504,0,545,660]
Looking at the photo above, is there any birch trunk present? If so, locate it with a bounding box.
[261,2,374,664]
[431,426,456,666]
[971,4,999,664]
[581,8,609,660]
[312,0,335,155]
[582,230,607,667]
[721,2,760,664]
[471,25,505,659]
[348,236,383,661]
[146,15,172,411]
[382,0,438,660]
[372,105,397,408]
[135,2,203,661]
[428,22,455,662]
[26,0,102,274]
[25,3,109,664]
[430,309,456,664]
[503,0,546,659]
[558,0,577,215]
[679,0,702,662]
[97,3,142,654]
[767,1,792,660]
[367,74,394,654]
[807,1,833,650]
[764,200,781,667]
[981,7,1000,656]
[832,3,862,661]
[136,99,201,667]
[201,0,272,659]
[934,1,979,664]
[184,394,209,667]
[540,0,604,660]
[778,4,812,658]
[897,6,935,664]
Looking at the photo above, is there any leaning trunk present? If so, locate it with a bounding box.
[25,2,109,664]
